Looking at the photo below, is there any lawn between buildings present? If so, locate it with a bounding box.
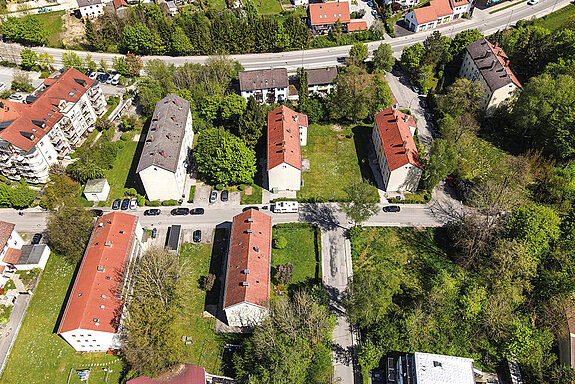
[299,123,379,201]
[1,252,123,384]
[528,3,575,31]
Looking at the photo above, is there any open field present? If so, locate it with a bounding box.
[299,124,378,201]
[528,3,575,31]
[34,11,65,48]
[1,252,123,384]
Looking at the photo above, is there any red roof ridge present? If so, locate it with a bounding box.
[309,1,351,26]
[486,40,522,88]
[267,105,306,171]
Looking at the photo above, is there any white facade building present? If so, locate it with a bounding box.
[373,107,423,192]
[306,67,338,96]
[223,209,271,328]
[58,212,143,352]
[459,38,521,114]
[77,0,104,18]
[292,0,308,5]
[267,106,308,192]
[0,69,106,184]
[137,94,193,201]
[239,69,289,104]
[83,178,110,202]
[404,0,470,32]
[392,352,476,384]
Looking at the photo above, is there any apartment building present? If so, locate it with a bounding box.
[0,68,106,184]
[306,67,338,96]
[239,69,289,104]
[136,94,194,201]
[58,212,143,352]
[404,0,471,32]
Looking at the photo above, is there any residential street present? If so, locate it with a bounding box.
[0,0,570,72]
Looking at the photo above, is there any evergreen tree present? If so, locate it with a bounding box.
[238,96,266,149]
[297,67,308,105]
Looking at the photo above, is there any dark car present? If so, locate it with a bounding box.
[31,233,42,245]
[92,209,104,217]
[112,199,122,210]
[242,206,260,212]
[144,209,161,216]
[190,208,205,215]
[171,207,189,216]
[151,228,158,238]
[382,205,401,213]
[193,230,201,243]
[221,190,229,202]
[121,198,130,210]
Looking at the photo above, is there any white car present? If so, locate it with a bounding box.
[0,82,5,92]
[129,197,137,210]
[89,72,97,80]
[111,73,121,85]
[527,0,539,4]
[9,94,23,101]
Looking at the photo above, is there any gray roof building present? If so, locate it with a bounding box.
[77,0,102,8]
[84,178,108,194]
[18,244,49,265]
[239,69,289,91]
[306,67,338,85]
[465,38,521,92]
[136,94,191,174]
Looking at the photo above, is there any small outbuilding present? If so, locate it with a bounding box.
[83,179,110,202]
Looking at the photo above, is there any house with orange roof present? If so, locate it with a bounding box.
[0,68,106,184]
[372,107,423,192]
[267,106,308,193]
[223,209,272,328]
[459,38,521,114]
[57,212,143,352]
[404,0,470,32]
[308,1,352,33]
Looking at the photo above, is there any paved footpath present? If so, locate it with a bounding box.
[0,294,32,377]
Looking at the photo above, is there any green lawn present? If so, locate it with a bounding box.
[1,253,123,384]
[529,3,575,31]
[205,0,227,11]
[102,96,120,120]
[34,11,65,48]
[271,223,322,287]
[299,124,378,201]
[176,242,223,374]
[252,0,282,14]
[104,142,138,204]
[240,184,263,205]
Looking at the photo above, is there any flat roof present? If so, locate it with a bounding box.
[413,352,475,384]
[84,178,108,193]
[18,244,48,265]
[166,225,182,252]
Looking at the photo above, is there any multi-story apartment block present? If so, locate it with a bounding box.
[306,67,338,96]
[459,38,521,114]
[58,212,143,352]
[0,68,106,184]
[239,69,289,104]
[136,94,194,201]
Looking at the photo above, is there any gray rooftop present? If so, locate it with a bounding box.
[18,244,48,265]
[239,69,289,91]
[136,94,191,174]
[77,0,102,8]
[166,225,182,253]
[84,178,108,193]
[306,67,338,86]
[466,38,518,92]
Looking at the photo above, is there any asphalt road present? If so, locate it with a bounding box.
[0,294,32,377]
[0,0,570,72]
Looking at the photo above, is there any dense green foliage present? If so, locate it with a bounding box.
[47,203,95,263]
[0,181,36,209]
[0,15,47,46]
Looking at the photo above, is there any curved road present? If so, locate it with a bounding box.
[0,0,571,71]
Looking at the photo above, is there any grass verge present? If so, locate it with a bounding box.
[1,252,123,384]
[252,0,282,14]
[104,142,138,204]
[528,3,575,30]
[240,184,263,205]
[34,11,65,47]
[189,185,196,202]
[489,0,528,14]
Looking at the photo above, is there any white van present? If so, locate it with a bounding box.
[273,201,299,213]
[111,73,122,85]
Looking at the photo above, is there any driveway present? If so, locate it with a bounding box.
[385,69,434,148]
[351,0,378,28]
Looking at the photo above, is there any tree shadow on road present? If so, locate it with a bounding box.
[299,203,339,231]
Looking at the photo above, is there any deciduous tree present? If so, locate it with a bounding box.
[19,48,37,71]
[372,43,394,73]
[47,203,94,263]
[339,180,379,226]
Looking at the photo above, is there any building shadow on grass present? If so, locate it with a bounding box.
[123,118,149,196]
[204,223,231,325]
[351,125,378,187]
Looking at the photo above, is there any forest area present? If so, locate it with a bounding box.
[345,15,575,384]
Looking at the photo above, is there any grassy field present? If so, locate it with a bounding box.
[299,124,378,201]
[104,142,138,204]
[176,241,224,374]
[529,3,575,31]
[34,11,65,48]
[1,253,123,384]
[252,0,282,14]
[240,184,263,204]
[271,223,321,287]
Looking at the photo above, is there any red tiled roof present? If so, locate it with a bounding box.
[0,266,5,274]
[113,0,128,8]
[374,107,423,171]
[223,210,271,309]
[58,212,139,335]
[0,221,15,249]
[412,5,438,24]
[3,248,22,264]
[309,1,350,26]
[487,40,522,88]
[267,105,306,171]
[127,364,206,384]
[451,0,469,6]
[348,20,368,31]
[0,69,94,152]
[432,0,453,17]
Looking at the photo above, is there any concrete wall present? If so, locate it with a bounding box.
[268,163,301,191]
[387,164,423,192]
[224,302,268,327]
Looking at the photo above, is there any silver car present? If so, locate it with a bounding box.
[209,190,218,203]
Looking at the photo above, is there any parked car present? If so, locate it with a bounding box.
[106,74,114,84]
[193,230,201,243]
[190,208,205,215]
[151,228,158,238]
[112,199,122,210]
[89,72,97,80]
[99,73,109,82]
[367,1,373,5]
[92,209,104,217]
[447,176,456,188]
[9,94,23,101]
[171,207,189,216]
[121,198,130,210]
[129,197,137,210]
[242,206,260,212]
[144,209,161,216]
[221,190,229,202]
[382,205,401,213]
[371,9,378,15]
[111,73,121,85]
[209,190,218,203]
[527,0,539,4]
[31,233,42,244]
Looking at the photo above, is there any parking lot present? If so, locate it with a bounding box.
[351,0,380,28]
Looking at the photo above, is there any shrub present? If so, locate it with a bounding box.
[199,273,216,291]
[274,262,293,284]
[124,188,137,196]
[146,200,161,206]
[238,184,246,191]
[116,140,125,149]
[120,132,132,141]
[161,199,179,206]
[273,236,287,249]
[136,194,145,207]
[215,184,224,191]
